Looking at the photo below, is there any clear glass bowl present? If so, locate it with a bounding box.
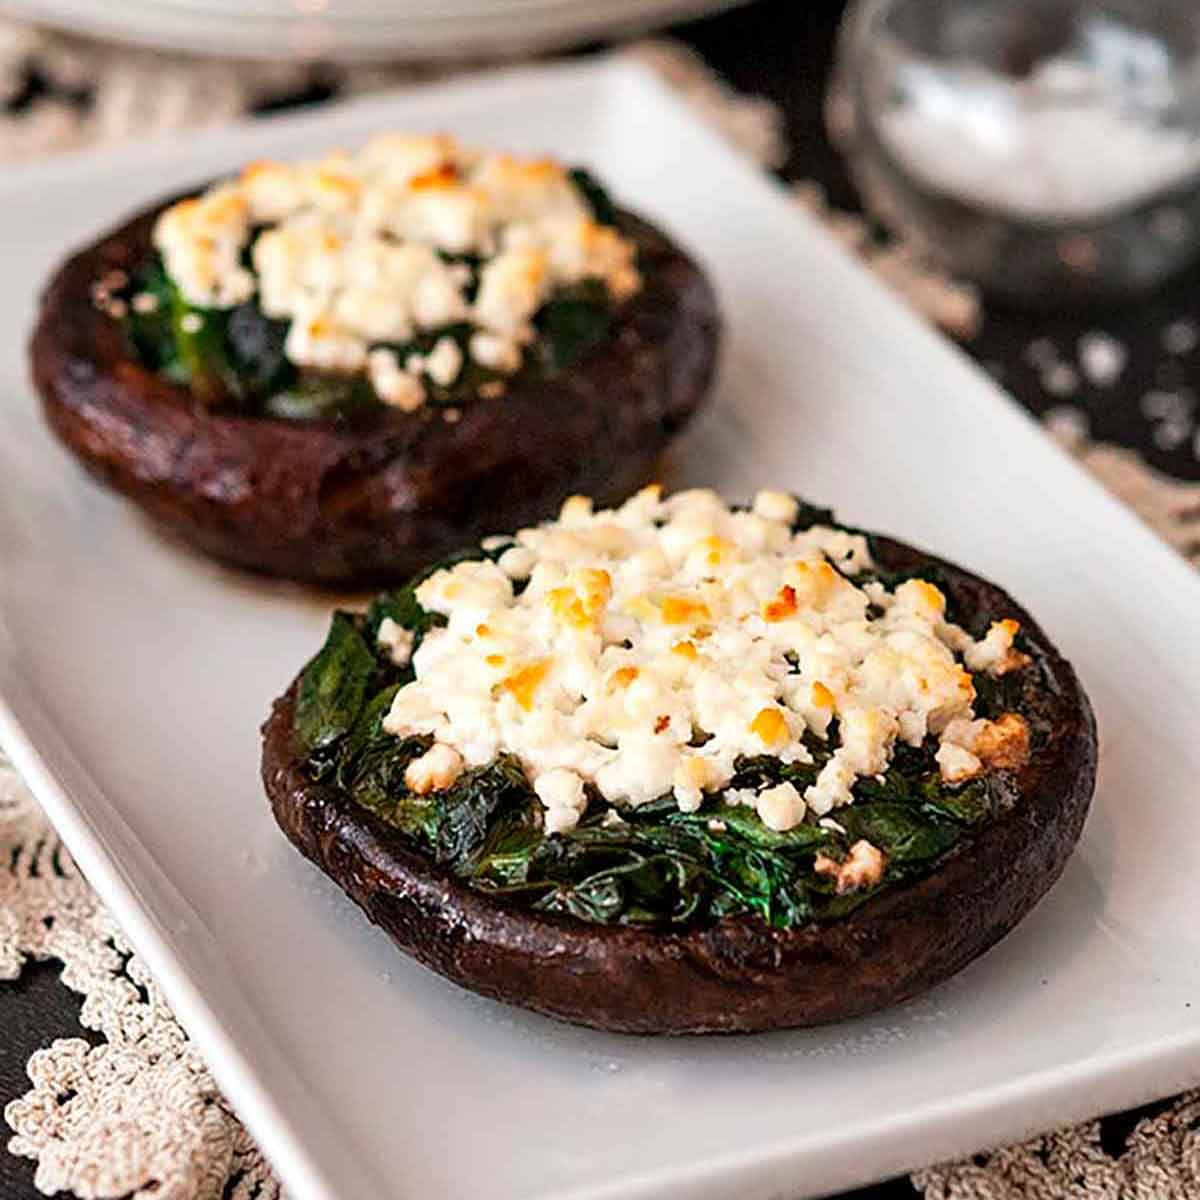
[830,0,1200,305]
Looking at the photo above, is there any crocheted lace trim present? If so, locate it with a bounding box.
[1,759,280,1199]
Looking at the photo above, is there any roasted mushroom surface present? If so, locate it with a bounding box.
[262,488,1096,1033]
[32,137,719,585]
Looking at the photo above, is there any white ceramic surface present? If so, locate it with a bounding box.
[0,0,745,60]
[2,58,1199,1200]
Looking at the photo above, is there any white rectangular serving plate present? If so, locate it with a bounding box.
[2,58,1200,1200]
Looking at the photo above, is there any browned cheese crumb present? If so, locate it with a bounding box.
[814,839,887,895]
[975,713,1031,772]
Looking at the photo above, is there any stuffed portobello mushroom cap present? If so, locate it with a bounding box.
[31,195,718,587]
[260,498,1096,1034]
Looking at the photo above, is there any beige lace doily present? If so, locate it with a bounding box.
[0,759,279,1200]
[3,20,1200,1200]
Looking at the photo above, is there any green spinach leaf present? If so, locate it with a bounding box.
[835,803,960,864]
[536,279,614,371]
[123,259,182,375]
[294,612,376,753]
[262,373,378,421]
[433,755,536,871]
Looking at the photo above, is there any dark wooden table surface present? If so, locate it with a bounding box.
[4,2,1196,1197]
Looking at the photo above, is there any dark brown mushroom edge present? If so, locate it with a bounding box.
[261,488,1097,1034]
[31,141,719,586]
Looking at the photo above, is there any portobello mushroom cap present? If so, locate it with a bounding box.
[260,532,1097,1034]
[31,197,719,586]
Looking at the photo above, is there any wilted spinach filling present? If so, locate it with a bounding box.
[293,511,1044,930]
[118,167,624,420]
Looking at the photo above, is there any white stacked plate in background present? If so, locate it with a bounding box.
[0,0,748,60]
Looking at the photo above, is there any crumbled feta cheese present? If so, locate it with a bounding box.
[368,348,425,411]
[938,713,1030,780]
[724,788,761,808]
[357,132,459,188]
[241,158,309,223]
[752,490,799,525]
[805,755,857,816]
[377,618,415,667]
[425,336,464,388]
[285,302,367,373]
[936,740,983,784]
[153,184,254,308]
[503,214,640,301]
[673,755,716,812]
[381,489,1025,822]
[151,134,642,383]
[474,248,547,339]
[535,767,588,835]
[411,269,469,329]
[838,706,898,775]
[404,743,464,795]
[964,619,1029,676]
[755,782,806,832]
[498,545,536,580]
[972,713,1031,771]
[814,840,886,894]
[469,331,522,374]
